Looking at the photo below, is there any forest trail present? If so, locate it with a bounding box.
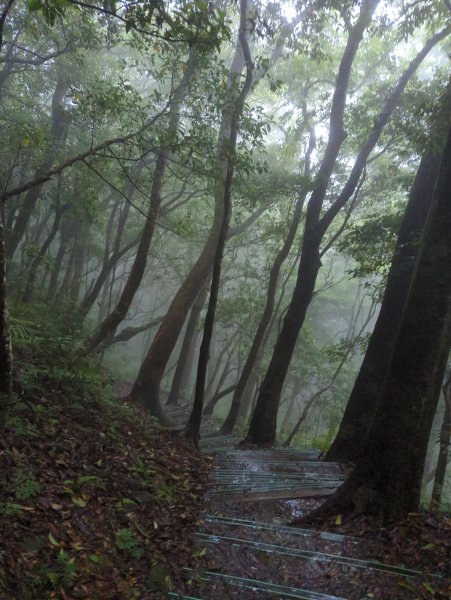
[168,433,448,599]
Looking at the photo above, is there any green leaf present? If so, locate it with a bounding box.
[48,532,59,547]
[89,554,101,563]
[71,497,87,507]
[28,0,42,12]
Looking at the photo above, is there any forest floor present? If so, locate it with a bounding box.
[1,382,450,599]
[0,383,211,599]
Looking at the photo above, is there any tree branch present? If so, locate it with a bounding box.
[0,107,169,203]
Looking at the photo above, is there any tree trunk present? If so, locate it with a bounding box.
[183,0,253,445]
[0,216,12,428]
[131,4,253,422]
[80,48,200,357]
[244,14,445,447]
[326,150,443,462]
[166,282,209,406]
[244,1,378,446]
[6,72,70,259]
[22,196,67,303]
[79,183,136,319]
[431,368,451,512]
[303,125,451,522]
[220,129,314,434]
[68,221,90,306]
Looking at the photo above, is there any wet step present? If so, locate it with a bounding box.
[210,448,323,461]
[171,569,347,599]
[196,531,424,579]
[203,514,353,543]
[189,530,436,599]
[215,459,342,475]
[209,469,343,500]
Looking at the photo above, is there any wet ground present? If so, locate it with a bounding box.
[168,434,448,599]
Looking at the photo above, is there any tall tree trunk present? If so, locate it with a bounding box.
[244,0,379,445]
[326,149,443,462]
[244,16,446,447]
[129,8,294,423]
[166,282,208,406]
[79,48,200,358]
[5,71,70,259]
[220,128,314,434]
[131,3,254,423]
[183,0,253,445]
[303,125,451,522]
[0,216,12,428]
[22,195,67,303]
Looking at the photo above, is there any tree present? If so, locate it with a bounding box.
[0,217,12,428]
[301,124,451,522]
[129,0,285,422]
[325,147,443,462]
[244,7,449,446]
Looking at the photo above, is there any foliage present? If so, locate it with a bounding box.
[114,528,142,559]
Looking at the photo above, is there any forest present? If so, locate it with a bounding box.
[0,0,450,598]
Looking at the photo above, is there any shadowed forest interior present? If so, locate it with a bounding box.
[0,0,450,598]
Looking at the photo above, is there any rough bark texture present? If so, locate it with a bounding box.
[326,150,442,462]
[304,126,451,522]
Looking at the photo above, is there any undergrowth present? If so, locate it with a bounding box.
[0,303,210,599]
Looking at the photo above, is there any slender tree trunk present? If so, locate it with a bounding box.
[220,130,314,434]
[79,183,136,319]
[326,149,443,462]
[203,383,237,417]
[280,378,302,433]
[22,198,67,303]
[5,72,70,259]
[47,215,72,300]
[0,216,12,428]
[431,368,451,512]
[56,232,77,303]
[166,282,209,406]
[284,296,376,447]
[68,221,90,306]
[303,125,451,522]
[183,0,253,445]
[131,5,253,422]
[80,49,200,357]
[244,14,446,447]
